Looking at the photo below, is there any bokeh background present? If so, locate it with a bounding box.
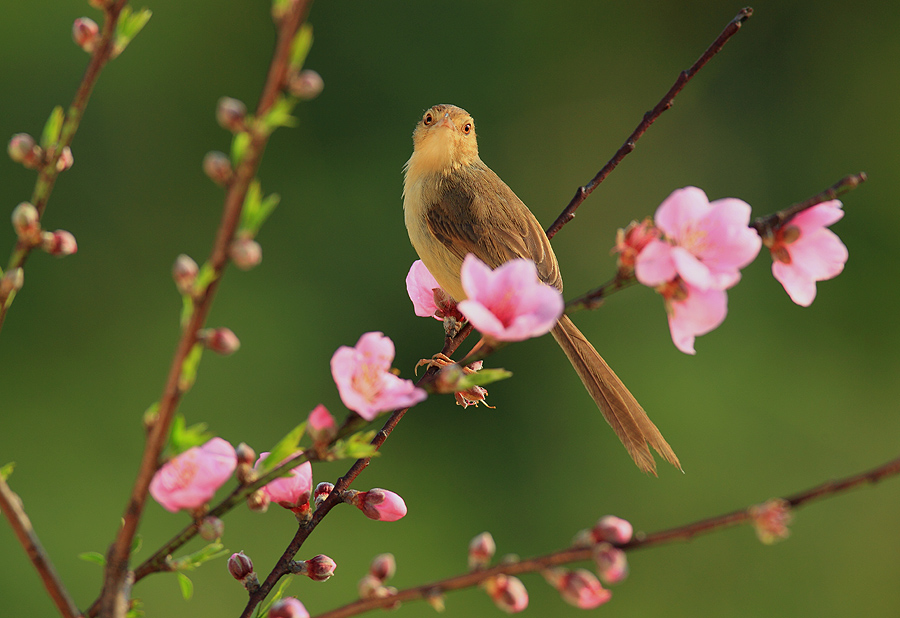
[2,1,899,616]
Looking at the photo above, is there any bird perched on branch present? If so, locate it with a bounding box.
[402,104,680,475]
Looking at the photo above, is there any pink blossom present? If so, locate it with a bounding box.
[355,488,407,522]
[636,187,761,291]
[484,574,529,613]
[661,279,728,355]
[768,200,847,306]
[406,260,444,319]
[308,404,336,443]
[591,515,634,545]
[547,568,612,609]
[149,437,237,513]
[458,254,563,342]
[254,453,312,512]
[331,332,427,421]
[268,597,309,618]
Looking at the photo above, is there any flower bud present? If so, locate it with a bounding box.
[591,515,633,545]
[308,404,336,444]
[8,133,41,168]
[0,268,25,302]
[369,553,396,582]
[228,551,259,591]
[246,488,270,512]
[229,238,262,271]
[216,97,247,133]
[348,488,407,522]
[593,542,628,585]
[287,69,324,100]
[468,531,496,570]
[72,17,99,52]
[543,567,611,609]
[41,230,78,257]
[172,254,199,296]
[198,515,225,541]
[614,218,659,274]
[268,597,309,618]
[55,146,74,172]
[202,151,233,186]
[358,573,383,599]
[235,442,256,466]
[484,574,528,613]
[198,327,241,355]
[295,554,337,582]
[11,202,40,242]
[748,498,792,544]
[314,481,334,508]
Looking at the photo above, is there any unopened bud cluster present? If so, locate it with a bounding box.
[8,132,73,172]
[290,554,337,582]
[358,553,399,603]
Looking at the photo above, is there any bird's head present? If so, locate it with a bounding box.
[409,104,479,175]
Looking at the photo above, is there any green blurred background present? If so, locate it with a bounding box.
[2,1,899,616]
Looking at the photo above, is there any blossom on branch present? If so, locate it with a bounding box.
[254,452,312,515]
[458,254,563,342]
[406,259,460,321]
[149,437,237,513]
[331,332,427,421]
[765,200,848,306]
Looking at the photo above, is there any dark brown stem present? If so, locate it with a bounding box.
[0,477,81,618]
[565,273,637,313]
[239,323,474,618]
[93,3,313,616]
[312,453,900,618]
[545,7,753,240]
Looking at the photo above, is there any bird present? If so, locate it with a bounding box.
[402,104,680,475]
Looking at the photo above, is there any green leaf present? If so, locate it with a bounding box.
[178,344,205,393]
[114,7,152,58]
[258,94,297,134]
[261,422,307,473]
[167,413,211,456]
[180,294,194,327]
[40,106,65,149]
[230,131,251,166]
[78,551,106,566]
[0,462,14,481]
[240,188,280,236]
[126,598,145,618]
[332,430,378,460]
[256,577,292,618]
[176,572,193,601]
[171,541,228,571]
[192,261,218,297]
[131,534,143,555]
[456,367,513,390]
[289,24,314,72]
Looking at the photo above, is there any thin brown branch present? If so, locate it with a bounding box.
[545,7,753,240]
[0,476,81,618]
[312,453,900,618]
[94,3,314,616]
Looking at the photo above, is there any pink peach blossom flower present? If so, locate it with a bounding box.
[149,437,237,513]
[406,260,444,319]
[635,187,761,291]
[458,254,563,342]
[254,453,312,512]
[308,404,336,443]
[661,279,728,355]
[331,332,427,421]
[767,200,847,306]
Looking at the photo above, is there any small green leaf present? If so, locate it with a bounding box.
[180,294,194,327]
[171,541,227,571]
[240,189,280,237]
[176,572,193,600]
[192,261,218,297]
[167,413,211,456]
[126,598,145,618]
[261,422,308,473]
[230,131,251,166]
[259,94,297,134]
[114,7,152,58]
[131,534,143,555]
[40,106,65,149]
[289,24,314,72]
[178,344,205,393]
[0,462,14,481]
[78,551,106,566]
[332,430,378,460]
[456,368,513,390]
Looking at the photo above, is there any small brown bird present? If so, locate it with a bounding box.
[403,104,680,475]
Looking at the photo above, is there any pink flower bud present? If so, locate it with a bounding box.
[369,553,396,582]
[216,97,247,133]
[468,531,496,570]
[229,238,262,271]
[246,488,270,512]
[484,574,528,613]
[40,230,78,257]
[198,515,225,541]
[8,133,41,168]
[296,554,337,582]
[749,498,792,545]
[11,202,40,242]
[198,327,241,355]
[0,268,25,301]
[614,218,659,273]
[202,151,233,186]
[228,551,254,581]
[308,404,337,444]
[544,567,611,609]
[591,515,633,545]
[172,254,199,296]
[314,481,334,508]
[235,442,256,466]
[288,69,324,100]
[593,543,629,584]
[149,438,237,512]
[268,597,309,618]
[254,453,312,515]
[55,146,74,172]
[350,488,407,522]
[358,573,383,599]
[72,17,99,52]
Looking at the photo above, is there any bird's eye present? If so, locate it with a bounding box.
[423,113,434,126]
[463,123,472,135]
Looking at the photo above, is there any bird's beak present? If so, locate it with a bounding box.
[438,114,456,131]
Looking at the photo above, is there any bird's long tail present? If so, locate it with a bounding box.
[551,314,681,475]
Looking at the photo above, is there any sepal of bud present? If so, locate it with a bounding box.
[198,516,224,541]
[198,327,240,355]
[293,554,337,582]
[369,553,396,582]
[172,254,199,296]
[41,230,78,257]
[593,542,628,585]
[229,238,262,271]
[72,17,99,52]
[55,146,74,172]
[8,133,41,168]
[287,69,324,100]
[468,531,496,570]
[11,202,40,243]
[202,151,233,186]
[314,481,334,508]
[484,574,528,613]
[216,97,247,133]
[268,597,310,618]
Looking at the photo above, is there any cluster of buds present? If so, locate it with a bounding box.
[748,498,793,545]
[268,597,309,618]
[72,17,99,52]
[228,551,260,592]
[197,327,241,356]
[342,488,407,522]
[287,69,324,100]
[569,515,632,588]
[234,442,258,485]
[290,554,337,582]
[358,553,399,604]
